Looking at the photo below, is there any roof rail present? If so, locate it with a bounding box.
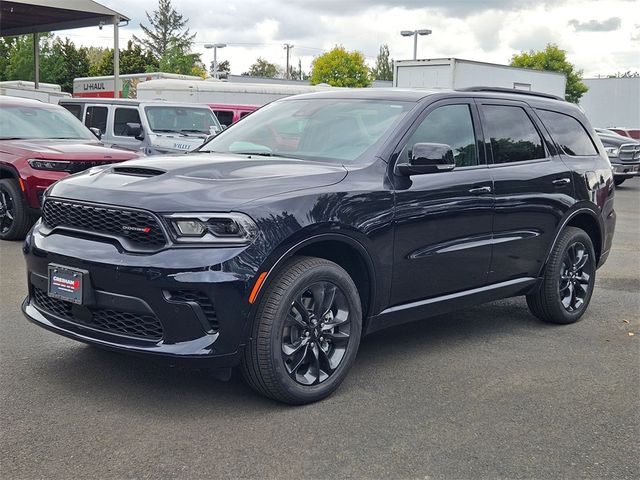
[457,86,564,101]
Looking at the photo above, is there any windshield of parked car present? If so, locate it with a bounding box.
[144,106,221,135]
[0,104,96,140]
[197,98,414,163]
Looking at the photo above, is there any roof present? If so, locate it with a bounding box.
[0,95,59,107]
[1,0,129,36]
[58,98,214,109]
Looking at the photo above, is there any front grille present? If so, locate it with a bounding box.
[168,290,219,332]
[33,287,163,340]
[42,200,167,250]
[618,144,640,163]
[66,160,116,174]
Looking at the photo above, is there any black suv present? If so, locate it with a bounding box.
[22,88,616,404]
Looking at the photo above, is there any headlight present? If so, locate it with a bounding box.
[164,213,258,244]
[604,146,619,158]
[27,159,70,171]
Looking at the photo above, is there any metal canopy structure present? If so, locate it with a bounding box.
[0,0,129,95]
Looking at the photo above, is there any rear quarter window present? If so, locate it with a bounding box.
[537,109,598,156]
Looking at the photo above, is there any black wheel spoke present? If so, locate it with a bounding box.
[309,282,336,320]
[575,251,589,271]
[558,241,593,313]
[323,330,350,345]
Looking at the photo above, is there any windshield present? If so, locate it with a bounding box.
[0,105,95,140]
[198,98,414,163]
[144,106,221,135]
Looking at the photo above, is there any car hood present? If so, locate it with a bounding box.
[597,134,639,148]
[0,138,138,160]
[47,153,348,211]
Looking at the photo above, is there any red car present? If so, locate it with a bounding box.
[0,96,139,240]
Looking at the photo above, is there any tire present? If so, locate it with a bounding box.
[241,256,362,404]
[527,227,596,324]
[614,177,626,187]
[0,179,33,241]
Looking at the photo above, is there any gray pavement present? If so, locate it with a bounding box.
[1,180,638,480]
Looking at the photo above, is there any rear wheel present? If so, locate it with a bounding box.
[241,256,362,404]
[527,227,596,324]
[0,179,33,241]
[614,177,626,187]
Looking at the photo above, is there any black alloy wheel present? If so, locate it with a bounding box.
[242,256,362,404]
[0,187,15,235]
[559,241,593,312]
[527,226,596,324]
[0,179,33,241]
[282,281,352,386]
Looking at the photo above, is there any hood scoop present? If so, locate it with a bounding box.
[112,166,166,177]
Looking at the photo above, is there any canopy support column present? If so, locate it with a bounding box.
[113,15,119,98]
[33,32,40,89]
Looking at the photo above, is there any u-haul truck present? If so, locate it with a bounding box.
[73,72,202,99]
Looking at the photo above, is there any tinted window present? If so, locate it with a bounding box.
[404,104,478,167]
[114,108,142,137]
[214,110,234,126]
[537,109,597,156]
[61,104,82,120]
[483,105,545,164]
[85,106,108,134]
[240,111,252,119]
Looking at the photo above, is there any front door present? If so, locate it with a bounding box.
[390,99,494,306]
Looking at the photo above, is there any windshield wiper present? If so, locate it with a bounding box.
[151,129,187,135]
[179,129,209,134]
[232,151,275,157]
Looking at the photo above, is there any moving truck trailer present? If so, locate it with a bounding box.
[394,58,566,97]
[73,72,202,99]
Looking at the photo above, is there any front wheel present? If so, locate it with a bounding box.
[614,177,626,187]
[527,227,596,324]
[0,179,34,241]
[241,256,362,404]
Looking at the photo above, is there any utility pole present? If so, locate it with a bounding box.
[298,58,302,81]
[283,44,294,79]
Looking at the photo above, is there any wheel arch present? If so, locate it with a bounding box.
[250,233,377,333]
[542,208,603,275]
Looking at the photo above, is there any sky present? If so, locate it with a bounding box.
[55,0,640,78]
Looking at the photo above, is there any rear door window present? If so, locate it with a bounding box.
[482,105,545,164]
[85,106,108,134]
[114,108,142,137]
[537,109,598,156]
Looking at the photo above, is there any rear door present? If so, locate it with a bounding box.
[477,99,574,283]
[390,98,494,305]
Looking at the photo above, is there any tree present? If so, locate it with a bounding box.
[158,40,205,77]
[210,59,230,78]
[242,57,280,78]
[371,44,393,81]
[510,43,588,103]
[0,37,18,81]
[310,46,370,87]
[92,41,159,76]
[607,71,639,78]
[40,37,90,92]
[132,0,195,61]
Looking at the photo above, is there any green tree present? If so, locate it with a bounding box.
[510,43,588,103]
[371,44,393,81]
[210,59,230,78]
[310,46,370,87]
[132,0,195,61]
[0,37,19,81]
[39,37,90,92]
[92,41,159,76]
[242,57,280,78]
[158,40,204,76]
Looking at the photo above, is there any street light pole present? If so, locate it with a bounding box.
[204,43,227,79]
[400,29,432,60]
[283,44,294,79]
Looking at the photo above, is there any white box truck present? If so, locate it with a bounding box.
[73,72,202,99]
[394,58,566,97]
[0,81,71,104]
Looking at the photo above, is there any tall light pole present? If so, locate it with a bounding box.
[204,43,227,79]
[283,44,294,79]
[400,29,432,60]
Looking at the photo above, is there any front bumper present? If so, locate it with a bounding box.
[611,162,640,177]
[22,226,256,365]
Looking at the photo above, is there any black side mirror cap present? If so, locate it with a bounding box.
[89,127,102,140]
[395,142,456,176]
[125,122,144,140]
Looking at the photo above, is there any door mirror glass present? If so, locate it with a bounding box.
[89,127,102,140]
[396,143,455,176]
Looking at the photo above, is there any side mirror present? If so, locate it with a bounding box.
[395,143,455,176]
[89,127,102,140]
[125,122,144,140]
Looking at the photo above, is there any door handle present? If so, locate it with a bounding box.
[469,186,492,194]
[552,178,571,185]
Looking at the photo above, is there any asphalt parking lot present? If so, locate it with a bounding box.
[1,179,638,480]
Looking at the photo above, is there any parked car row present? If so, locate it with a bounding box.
[594,128,640,186]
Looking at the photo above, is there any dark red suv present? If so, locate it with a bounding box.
[0,96,139,240]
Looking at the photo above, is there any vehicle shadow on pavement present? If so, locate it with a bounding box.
[35,297,547,410]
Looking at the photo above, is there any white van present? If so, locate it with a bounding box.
[59,98,222,155]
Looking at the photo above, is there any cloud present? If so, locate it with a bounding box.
[509,26,562,52]
[568,17,621,32]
